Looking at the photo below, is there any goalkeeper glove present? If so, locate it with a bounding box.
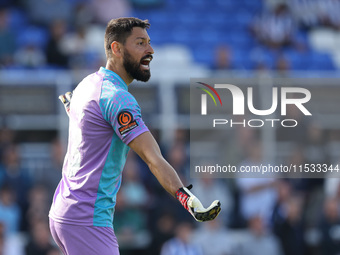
[176,184,221,222]
[58,91,72,116]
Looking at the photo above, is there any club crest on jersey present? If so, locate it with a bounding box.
[118,111,138,135]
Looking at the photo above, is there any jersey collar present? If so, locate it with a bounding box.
[99,67,128,91]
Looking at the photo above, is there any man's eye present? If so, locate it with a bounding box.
[138,42,144,45]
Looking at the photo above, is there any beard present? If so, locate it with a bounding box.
[123,49,151,82]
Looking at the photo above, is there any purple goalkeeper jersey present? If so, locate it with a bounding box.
[49,67,149,228]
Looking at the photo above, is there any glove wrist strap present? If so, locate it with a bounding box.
[175,187,190,211]
[175,184,193,211]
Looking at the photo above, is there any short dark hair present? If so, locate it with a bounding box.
[104,17,150,59]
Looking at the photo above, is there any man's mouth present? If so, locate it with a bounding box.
[140,56,152,70]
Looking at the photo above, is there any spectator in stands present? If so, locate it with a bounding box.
[213,45,232,70]
[0,183,21,236]
[0,144,32,231]
[288,0,321,30]
[275,55,291,76]
[47,246,61,255]
[166,141,189,183]
[0,128,16,183]
[0,222,21,255]
[161,222,203,255]
[237,176,277,226]
[324,155,340,199]
[113,158,151,253]
[224,123,258,167]
[0,8,15,67]
[301,124,328,223]
[37,138,63,199]
[271,180,305,255]
[0,220,23,255]
[288,0,340,31]
[251,3,296,49]
[318,198,340,255]
[305,123,329,165]
[120,155,150,213]
[26,184,50,227]
[60,25,94,70]
[324,176,340,199]
[60,24,85,52]
[276,103,310,144]
[72,2,93,29]
[173,129,189,144]
[192,218,233,255]
[236,141,277,225]
[25,219,55,255]
[241,215,283,255]
[0,222,4,255]
[318,0,340,30]
[45,20,69,68]
[13,41,46,69]
[148,213,175,255]
[285,144,321,194]
[0,128,15,154]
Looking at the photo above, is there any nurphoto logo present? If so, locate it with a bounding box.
[195,81,312,128]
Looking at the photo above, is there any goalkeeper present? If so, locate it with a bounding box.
[49,17,220,255]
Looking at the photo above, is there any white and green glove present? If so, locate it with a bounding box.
[58,91,73,116]
[176,184,221,222]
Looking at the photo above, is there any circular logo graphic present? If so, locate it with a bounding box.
[118,111,133,126]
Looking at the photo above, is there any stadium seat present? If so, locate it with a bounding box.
[307,52,336,70]
[8,8,27,33]
[16,26,49,49]
[214,0,234,9]
[169,27,197,45]
[232,49,254,70]
[192,45,215,68]
[282,49,311,70]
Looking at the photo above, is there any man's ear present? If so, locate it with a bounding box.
[111,41,123,58]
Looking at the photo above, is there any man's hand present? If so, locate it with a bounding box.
[58,91,72,116]
[176,184,221,222]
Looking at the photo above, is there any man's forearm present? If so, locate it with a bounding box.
[129,132,221,222]
[128,132,183,196]
[147,155,183,197]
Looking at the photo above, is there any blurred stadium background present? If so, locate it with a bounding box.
[0,0,340,254]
